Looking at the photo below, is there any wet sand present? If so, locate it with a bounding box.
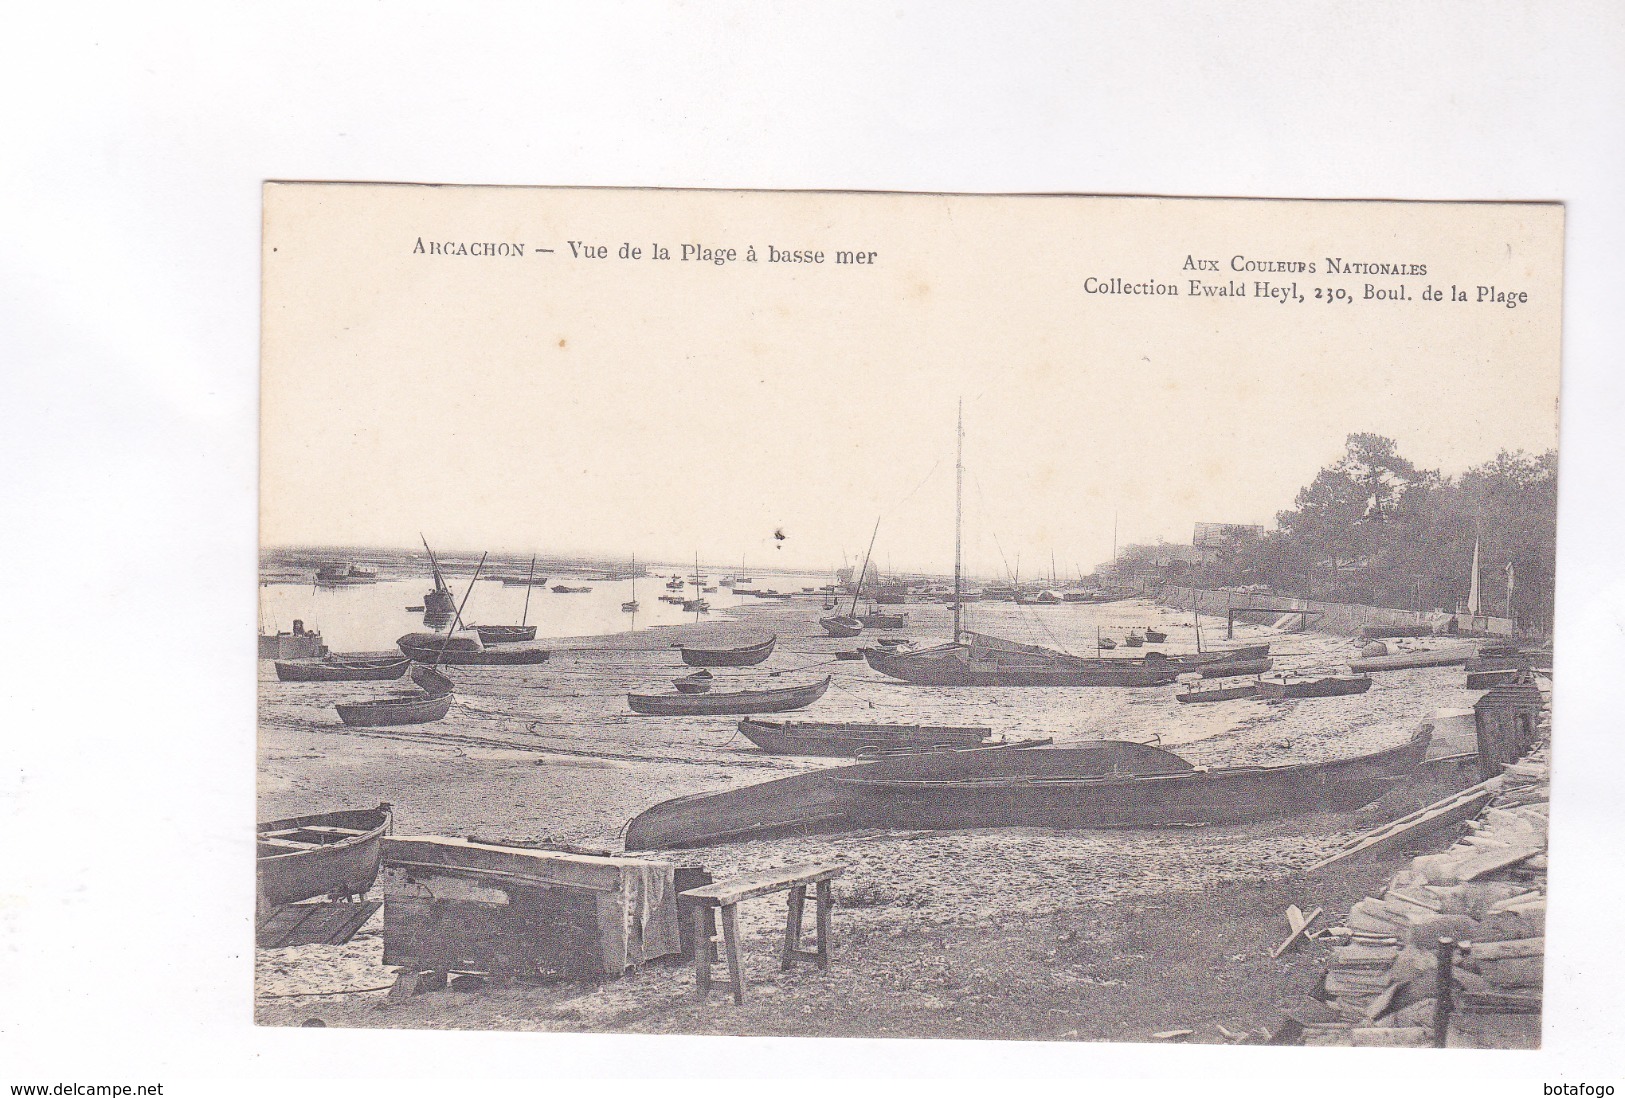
[256,596,1481,1031]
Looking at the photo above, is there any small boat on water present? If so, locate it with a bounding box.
[682,599,711,613]
[1097,636,1118,651]
[1144,628,1168,643]
[1123,631,1144,648]
[738,719,995,756]
[1255,674,1373,700]
[257,803,393,906]
[335,666,455,727]
[275,654,411,682]
[552,584,592,594]
[1175,680,1260,703]
[836,727,1433,833]
[314,562,379,586]
[675,633,777,667]
[420,536,457,616]
[627,675,830,716]
[396,633,550,666]
[623,739,1183,850]
[496,575,551,586]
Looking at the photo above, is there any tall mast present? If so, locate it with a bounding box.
[850,519,881,617]
[520,554,535,626]
[953,400,964,644]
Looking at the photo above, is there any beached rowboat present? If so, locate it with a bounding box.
[274,655,411,682]
[675,633,777,667]
[1175,681,1260,703]
[819,615,864,637]
[1255,675,1373,699]
[739,719,996,756]
[474,624,538,645]
[395,633,550,665]
[257,803,392,906]
[628,675,830,716]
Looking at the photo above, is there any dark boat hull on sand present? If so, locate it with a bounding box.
[676,634,777,667]
[861,645,1177,687]
[628,676,829,716]
[396,634,550,665]
[739,719,994,756]
[623,739,1179,850]
[1255,675,1373,699]
[838,729,1431,832]
[475,624,538,645]
[275,655,411,682]
[257,804,392,906]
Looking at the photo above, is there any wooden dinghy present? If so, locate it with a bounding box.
[738,718,995,756]
[623,738,1168,850]
[1144,628,1168,643]
[819,615,865,638]
[1175,680,1260,703]
[1255,674,1373,699]
[336,664,454,727]
[675,633,777,667]
[837,727,1433,832]
[275,654,411,682]
[257,803,392,906]
[474,624,538,645]
[1347,646,1475,673]
[861,642,1178,687]
[396,632,550,665]
[628,675,830,716]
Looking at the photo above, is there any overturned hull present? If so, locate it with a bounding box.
[623,740,1193,850]
[838,729,1431,832]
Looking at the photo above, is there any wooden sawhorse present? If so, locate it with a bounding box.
[679,863,844,1004]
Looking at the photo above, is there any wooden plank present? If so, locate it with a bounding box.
[680,862,845,907]
[781,885,806,972]
[1308,787,1497,872]
[257,901,381,948]
[1458,840,1545,881]
[1271,906,1323,959]
[721,904,744,1004]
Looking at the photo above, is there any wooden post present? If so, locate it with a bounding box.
[693,905,711,999]
[782,885,806,971]
[721,904,745,1004]
[1432,937,1457,1047]
[815,880,833,970]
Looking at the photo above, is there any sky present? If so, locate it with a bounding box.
[261,186,1563,577]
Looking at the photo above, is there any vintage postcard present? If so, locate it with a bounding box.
[258,184,1560,1048]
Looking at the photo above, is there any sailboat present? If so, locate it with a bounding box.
[821,520,879,637]
[622,554,640,612]
[420,535,457,618]
[682,553,710,613]
[861,407,1243,688]
[475,554,540,644]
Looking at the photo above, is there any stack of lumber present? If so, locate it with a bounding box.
[1298,740,1549,1048]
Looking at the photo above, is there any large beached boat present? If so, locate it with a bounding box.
[257,803,393,906]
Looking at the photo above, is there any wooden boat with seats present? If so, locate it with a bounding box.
[1144,628,1168,643]
[819,615,864,637]
[474,624,538,645]
[1255,674,1373,699]
[396,632,550,665]
[628,675,830,716]
[836,727,1433,832]
[675,633,777,667]
[1175,680,1260,703]
[622,738,1164,849]
[862,634,1178,687]
[257,803,392,906]
[739,719,995,756]
[275,654,411,682]
[335,666,455,726]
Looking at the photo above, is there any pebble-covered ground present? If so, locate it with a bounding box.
[256,596,1483,1035]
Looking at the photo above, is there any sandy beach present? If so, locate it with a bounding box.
[256,596,1482,1036]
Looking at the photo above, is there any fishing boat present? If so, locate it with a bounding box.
[676,633,777,667]
[623,739,1187,850]
[626,675,830,716]
[257,803,393,906]
[1123,631,1144,648]
[314,562,379,586]
[1347,646,1476,673]
[1144,628,1168,643]
[1175,680,1260,703]
[1255,674,1373,700]
[1097,636,1118,651]
[862,640,1178,687]
[335,674,455,727]
[738,719,995,756]
[673,670,713,694]
[396,632,550,665]
[497,574,551,586]
[552,584,592,594]
[420,535,457,616]
[477,554,540,644]
[836,727,1433,833]
[622,554,640,612]
[682,599,711,613]
[274,654,411,682]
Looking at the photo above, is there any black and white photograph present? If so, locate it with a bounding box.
[255,184,1561,1049]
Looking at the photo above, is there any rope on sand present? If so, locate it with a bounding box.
[257,984,394,999]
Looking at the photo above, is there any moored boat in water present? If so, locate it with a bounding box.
[627,675,830,716]
[257,803,393,906]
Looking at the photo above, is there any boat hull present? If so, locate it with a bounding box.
[396,634,551,665]
[628,676,829,716]
[275,656,411,682]
[841,729,1431,831]
[257,805,391,905]
[1176,683,1259,703]
[623,740,1183,849]
[820,616,864,638]
[1348,648,1475,673]
[677,634,777,667]
[739,719,993,756]
[475,625,538,645]
[1255,676,1373,699]
[335,691,454,726]
[861,646,1176,687]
